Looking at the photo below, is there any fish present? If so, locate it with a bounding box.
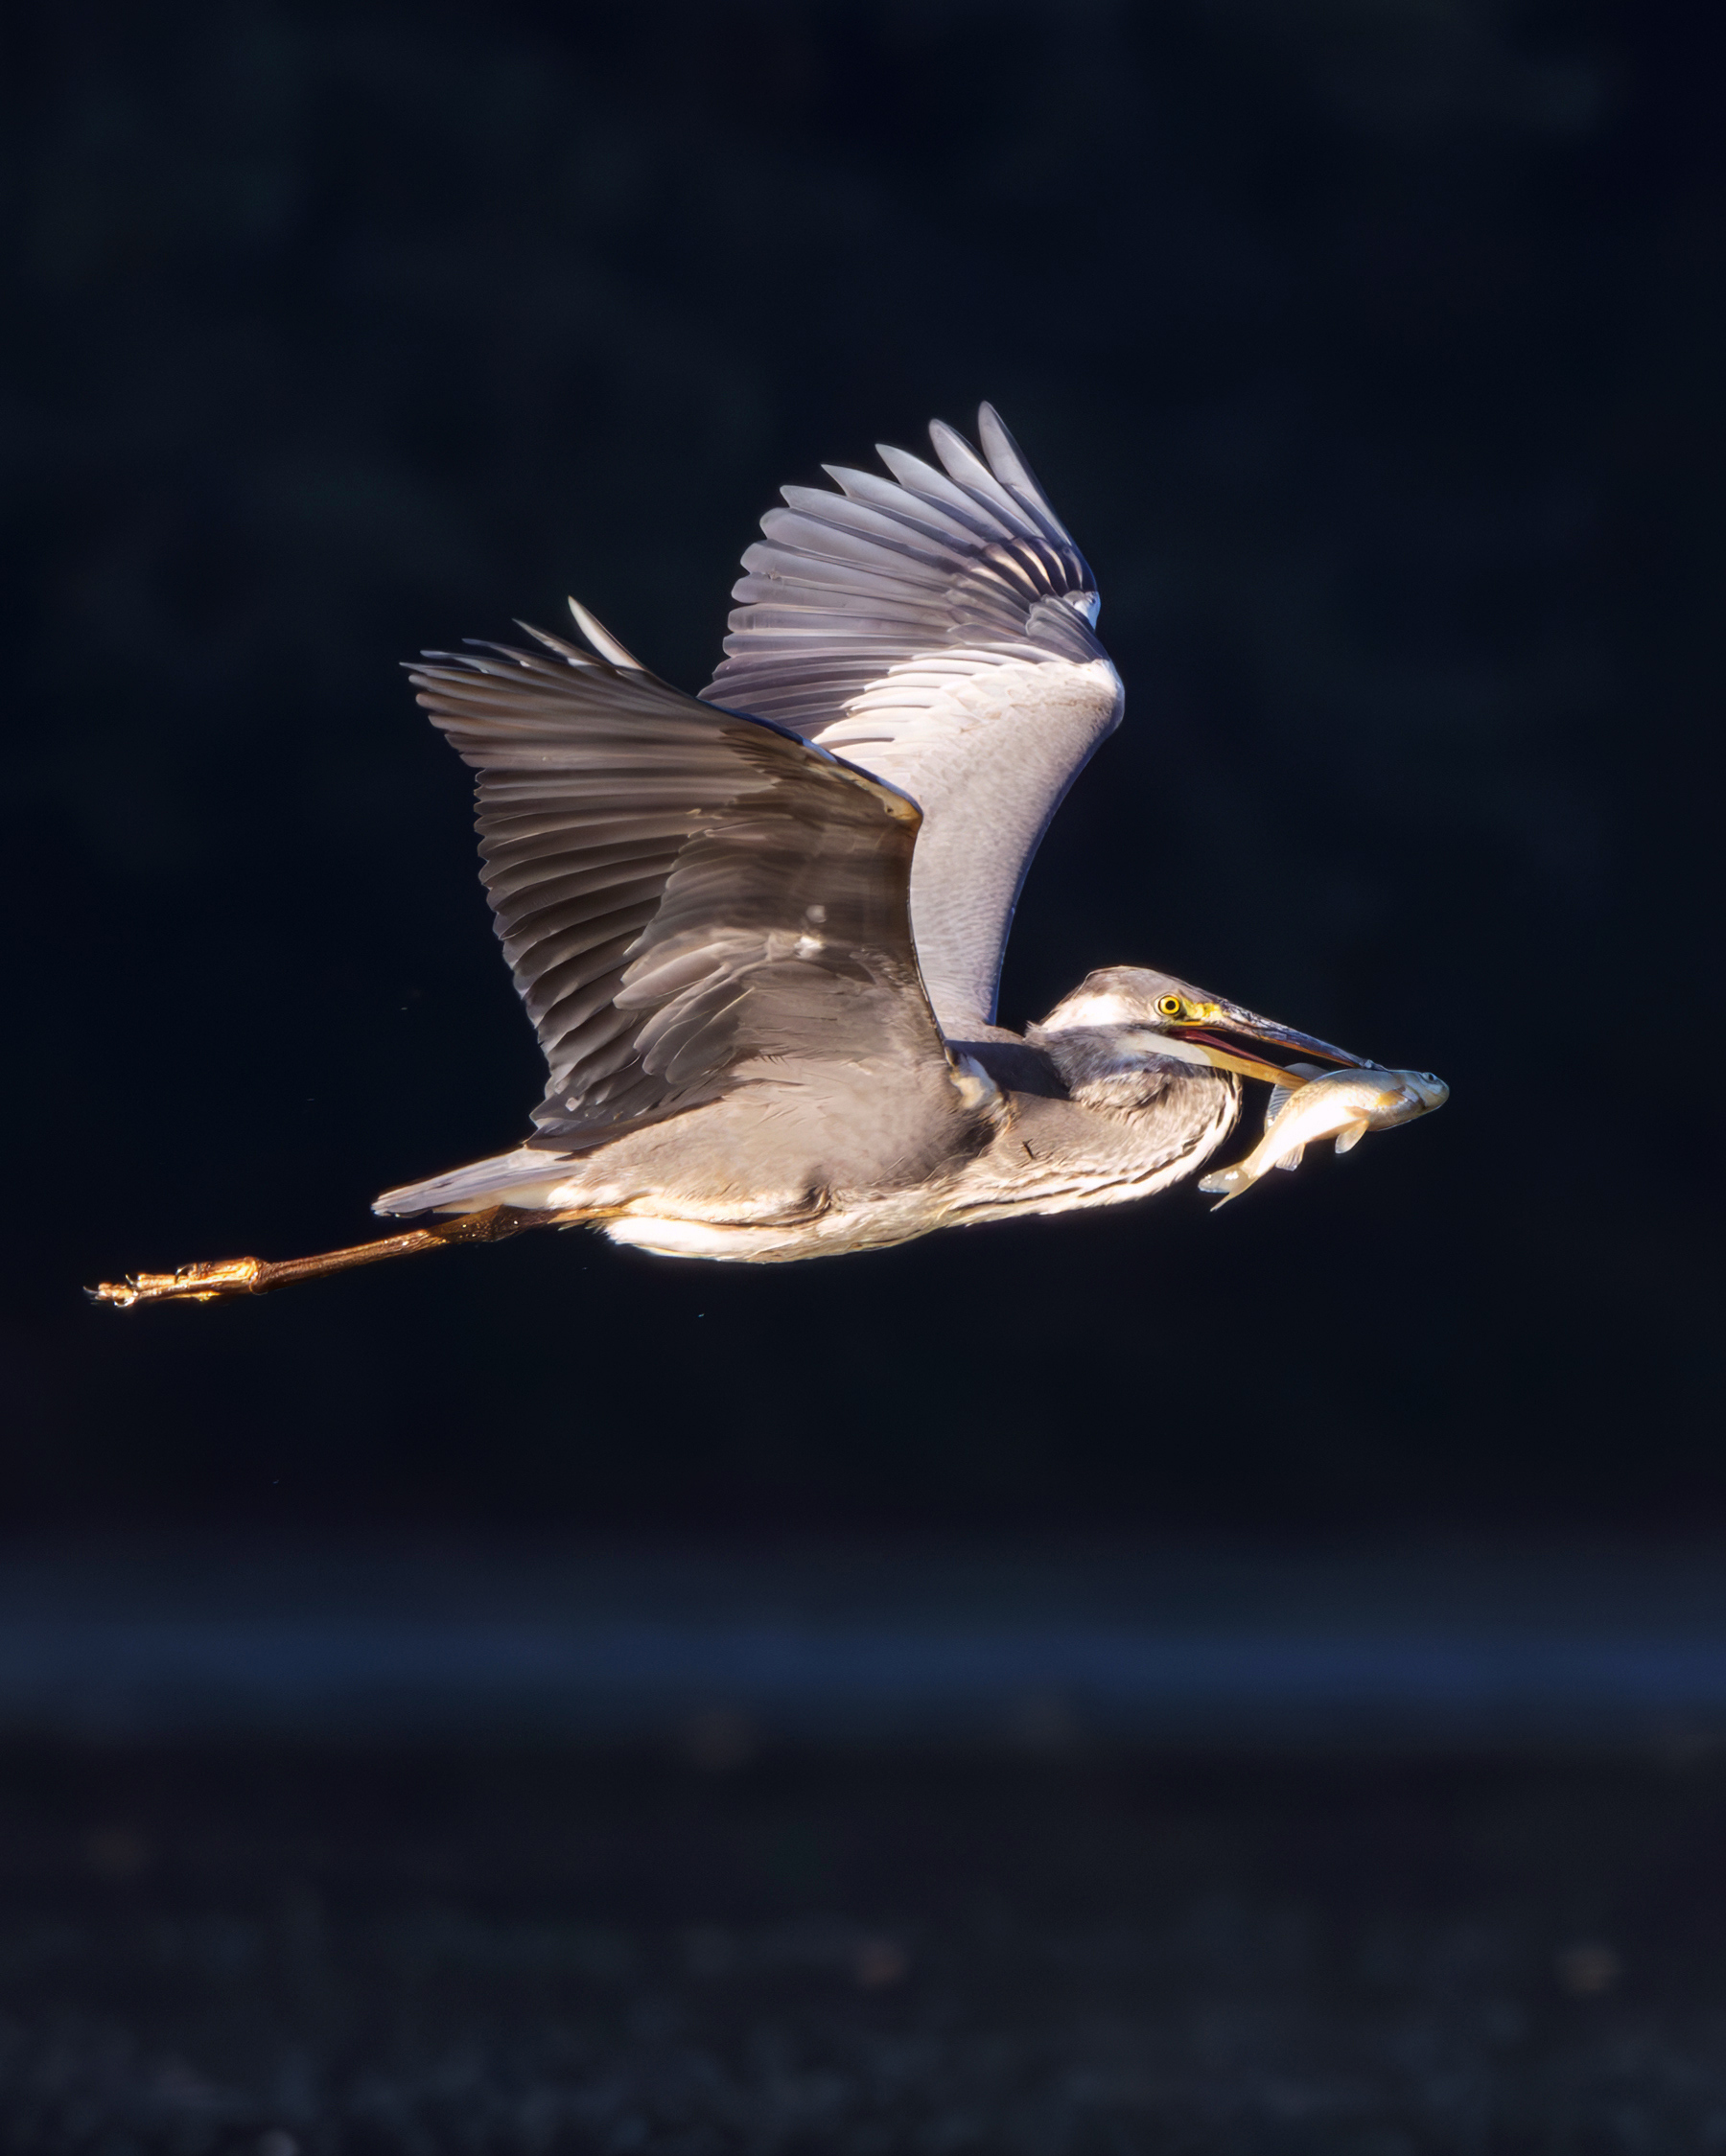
[1198,1061,1449,1208]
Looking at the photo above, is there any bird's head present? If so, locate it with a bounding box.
[1028,965,1378,1103]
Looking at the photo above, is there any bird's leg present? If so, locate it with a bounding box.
[88,1204,572,1309]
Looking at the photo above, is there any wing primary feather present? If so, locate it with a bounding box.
[875,444,1018,541]
[821,464,992,547]
[775,489,984,573]
[976,403,1076,545]
[568,598,647,670]
[515,620,605,669]
[927,419,1043,535]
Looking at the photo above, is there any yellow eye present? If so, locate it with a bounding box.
[1156,994,1184,1019]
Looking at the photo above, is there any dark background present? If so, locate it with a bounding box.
[4,0,1719,1534]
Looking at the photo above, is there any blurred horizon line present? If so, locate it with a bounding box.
[5,1530,1726,1752]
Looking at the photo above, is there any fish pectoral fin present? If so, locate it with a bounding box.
[1262,1062,1327,1133]
[1271,1143,1306,1172]
[1333,1122,1368,1155]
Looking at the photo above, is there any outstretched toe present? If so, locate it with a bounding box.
[87,1259,265,1309]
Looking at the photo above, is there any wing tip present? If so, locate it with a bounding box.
[568,597,646,671]
[975,402,1075,545]
[926,410,1074,547]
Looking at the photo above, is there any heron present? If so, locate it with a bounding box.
[94,405,1429,1308]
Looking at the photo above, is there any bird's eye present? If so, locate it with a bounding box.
[1156,994,1183,1019]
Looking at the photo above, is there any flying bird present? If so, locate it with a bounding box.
[94,405,1424,1308]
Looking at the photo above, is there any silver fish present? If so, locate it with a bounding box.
[1198,1061,1449,1208]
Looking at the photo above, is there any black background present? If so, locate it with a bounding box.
[5,0,1719,1534]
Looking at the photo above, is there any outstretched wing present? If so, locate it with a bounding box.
[409,622,943,1146]
[703,404,1124,1040]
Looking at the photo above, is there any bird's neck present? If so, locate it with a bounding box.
[937,1064,1241,1228]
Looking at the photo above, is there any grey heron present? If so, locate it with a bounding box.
[94,406,1432,1307]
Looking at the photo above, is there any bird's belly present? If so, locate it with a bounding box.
[598,1188,947,1263]
[532,1068,988,1260]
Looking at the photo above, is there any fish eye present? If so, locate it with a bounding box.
[1156,994,1183,1019]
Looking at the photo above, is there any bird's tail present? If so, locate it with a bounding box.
[374,1147,575,1218]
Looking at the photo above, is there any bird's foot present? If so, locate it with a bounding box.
[89,1258,266,1308]
[87,1206,570,1310]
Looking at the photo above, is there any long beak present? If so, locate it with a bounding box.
[1174,999,1383,1086]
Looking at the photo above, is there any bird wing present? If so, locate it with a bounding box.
[409,621,945,1147]
[702,404,1124,1040]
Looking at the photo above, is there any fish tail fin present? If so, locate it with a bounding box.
[1198,1164,1248,1209]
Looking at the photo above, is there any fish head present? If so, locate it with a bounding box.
[1395,1070,1451,1115]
